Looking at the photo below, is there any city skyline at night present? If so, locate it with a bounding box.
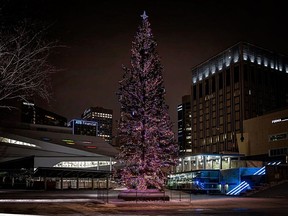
[2,0,288,134]
[1,1,288,212]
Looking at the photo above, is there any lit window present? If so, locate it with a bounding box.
[243,53,248,61]
[234,54,239,63]
[211,65,216,74]
[250,55,255,63]
[264,59,268,67]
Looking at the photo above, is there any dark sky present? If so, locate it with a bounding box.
[2,0,288,134]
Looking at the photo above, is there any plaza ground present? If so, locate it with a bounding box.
[0,185,288,215]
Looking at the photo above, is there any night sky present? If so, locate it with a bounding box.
[2,0,288,134]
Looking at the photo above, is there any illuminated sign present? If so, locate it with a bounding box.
[74,119,97,126]
[269,133,288,142]
[62,139,75,144]
[45,115,55,120]
[272,117,288,124]
[23,102,34,106]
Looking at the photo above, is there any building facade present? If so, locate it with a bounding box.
[0,121,118,190]
[238,107,288,160]
[177,95,192,155]
[190,42,288,154]
[68,119,98,137]
[22,102,67,127]
[82,107,113,144]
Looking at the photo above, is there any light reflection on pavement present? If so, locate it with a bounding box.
[0,189,288,215]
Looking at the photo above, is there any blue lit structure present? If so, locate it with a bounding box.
[226,181,250,195]
[170,151,283,195]
[167,169,222,194]
[68,119,98,137]
[226,161,282,195]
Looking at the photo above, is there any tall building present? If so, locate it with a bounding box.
[177,95,192,155]
[82,107,113,144]
[21,102,67,127]
[189,42,288,154]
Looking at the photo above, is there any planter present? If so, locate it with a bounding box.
[118,189,169,201]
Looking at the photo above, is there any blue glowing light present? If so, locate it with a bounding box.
[226,181,250,195]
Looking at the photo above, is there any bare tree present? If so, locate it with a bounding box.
[0,23,56,109]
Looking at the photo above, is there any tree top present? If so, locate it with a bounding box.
[140,11,148,20]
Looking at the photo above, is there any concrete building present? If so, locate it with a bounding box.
[238,107,288,161]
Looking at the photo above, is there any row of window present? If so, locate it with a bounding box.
[91,112,113,119]
[193,127,239,139]
[194,142,236,153]
[192,67,240,99]
[193,95,241,111]
[269,147,288,157]
[192,45,288,84]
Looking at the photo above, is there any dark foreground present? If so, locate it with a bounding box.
[0,189,288,215]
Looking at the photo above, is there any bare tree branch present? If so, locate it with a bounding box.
[0,22,58,109]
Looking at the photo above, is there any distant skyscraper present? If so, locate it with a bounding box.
[82,107,113,144]
[177,95,192,155]
[21,102,67,127]
[189,42,288,154]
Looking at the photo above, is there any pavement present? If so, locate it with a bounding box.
[0,188,223,204]
[247,180,288,198]
[0,186,288,215]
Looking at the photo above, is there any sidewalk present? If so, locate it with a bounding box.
[1,189,287,216]
[0,188,227,204]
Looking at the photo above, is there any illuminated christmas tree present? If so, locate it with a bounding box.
[117,11,178,191]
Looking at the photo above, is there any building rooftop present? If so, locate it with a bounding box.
[191,42,288,84]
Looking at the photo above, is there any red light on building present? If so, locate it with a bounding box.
[86,146,96,149]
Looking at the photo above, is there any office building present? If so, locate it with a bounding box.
[68,119,98,136]
[82,107,113,144]
[177,95,192,155]
[21,101,67,127]
[190,42,288,154]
